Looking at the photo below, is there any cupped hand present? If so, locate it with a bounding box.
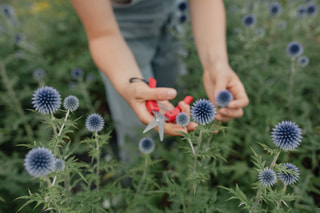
[123,81,197,136]
[202,62,249,121]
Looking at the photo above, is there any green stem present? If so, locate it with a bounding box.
[79,79,94,113]
[0,60,33,139]
[270,151,280,169]
[276,184,287,209]
[251,189,262,213]
[193,130,203,174]
[288,57,296,117]
[95,131,100,191]
[187,138,196,156]
[57,110,70,137]
[51,114,62,159]
[136,155,148,194]
[251,151,280,212]
[45,177,61,213]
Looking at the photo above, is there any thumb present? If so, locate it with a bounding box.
[137,86,177,101]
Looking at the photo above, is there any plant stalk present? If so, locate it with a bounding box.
[0,60,33,139]
[251,151,280,212]
[95,131,100,191]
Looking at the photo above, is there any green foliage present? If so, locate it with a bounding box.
[1,0,320,212]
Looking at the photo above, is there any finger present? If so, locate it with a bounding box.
[218,108,244,119]
[178,101,190,115]
[136,85,177,101]
[215,114,233,122]
[228,83,249,109]
[164,123,188,136]
[158,101,175,114]
[187,122,198,131]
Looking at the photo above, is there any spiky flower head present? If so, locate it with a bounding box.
[33,68,46,80]
[179,14,188,23]
[54,159,65,172]
[139,137,155,154]
[191,99,216,125]
[14,34,23,45]
[259,168,277,187]
[271,121,302,151]
[296,5,306,18]
[176,112,190,127]
[234,28,242,35]
[306,4,318,16]
[63,95,79,112]
[1,4,15,18]
[85,113,104,132]
[286,41,304,57]
[32,86,61,114]
[24,147,55,177]
[269,2,282,16]
[298,56,309,67]
[242,14,256,27]
[71,68,83,80]
[178,1,188,11]
[256,28,265,37]
[215,90,233,108]
[278,20,287,29]
[278,163,300,185]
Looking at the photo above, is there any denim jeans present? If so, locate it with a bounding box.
[100,0,184,161]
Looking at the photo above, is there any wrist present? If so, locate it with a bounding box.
[203,60,230,73]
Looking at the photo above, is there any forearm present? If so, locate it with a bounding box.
[89,35,142,96]
[189,0,228,71]
[70,0,141,97]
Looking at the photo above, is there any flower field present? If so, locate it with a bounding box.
[0,0,319,212]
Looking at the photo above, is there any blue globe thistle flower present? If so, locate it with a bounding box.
[14,34,23,45]
[33,68,46,80]
[0,25,6,33]
[179,14,188,23]
[54,159,65,172]
[278,20,287,29]
[296,5,306,18]
[139,137,155,154]
[191,99,216,125]
[259,168,277,187]
[234,28,242,35]
[256,28,265,37]
[306,4,318,16]
[278,163,300,185]
[269,2,282,16]
[215,90,233,108]
[298,56,309,67]
[178,1,188,11]
[86,73,95,83]
[71,68,84,80]
[242,14,257,27]
[85,113,104,132]
[271,121,302,151]
[63,95,79,112]
[32,86,62,114]
[230,6,238,14]
[24,147,55,177]
[1,4,15,18]
[176,112,190,127]
[286,41,304,57]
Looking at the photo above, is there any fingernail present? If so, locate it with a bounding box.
[167,89,176,98]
